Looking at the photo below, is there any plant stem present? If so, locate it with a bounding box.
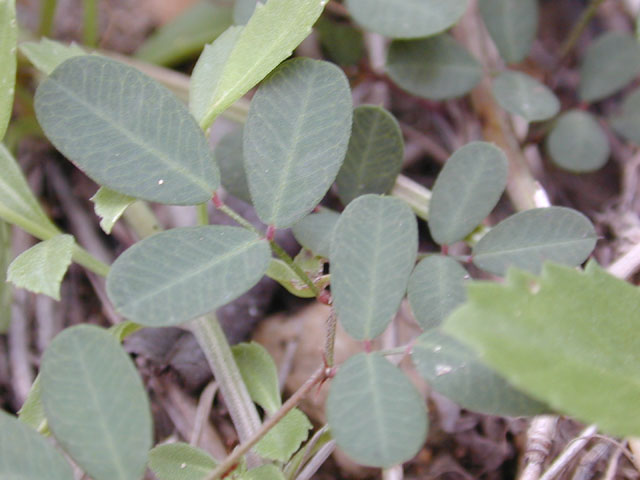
[81,0,99,47]
[558,0,608,61]
[38,0,57,37]
[270,240,319,296]
[196,203,209,226]
[71,244,110,277]
[390,175,431,221]
[216,201,262,236]
[204,367,327,480]
[324,308,337,367]
[122,201,162,239]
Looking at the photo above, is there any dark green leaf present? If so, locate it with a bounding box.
[387,35,482,101]
[327,353,428,468]
[41,325,152,480]
[428,142,508,245]
[336,105,404,205]
[292,210,340,258]
[315,16,364,66]
[244,58,352,227]
[107,226,270,326]
[444,262,640,436]
[546,110,609,173]
[412,330,547,416]
[35,56,219,205]
[610,88,640,145]
[148,443,217,480]
[215,128,252,204]
[473,207,597,276]
[331,195,417,340]
[0,0,17,140]
[492,71,559,121]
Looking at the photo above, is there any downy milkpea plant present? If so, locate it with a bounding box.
[1,0,640,479]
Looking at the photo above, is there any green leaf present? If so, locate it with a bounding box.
[254,408,312,462]
[327,353,428,468]
[8,235,73,300]
[244,58,352,228]
[134,2,233,66]
[579,32,640,103]
[215,128,252,204]
[148,443,217,480]
[108,321,143,343]
[492,71,559,122]
[428,142,508,245]
[345,0,467,39]
[444,262,640,436]
[408,255,467,330]
[412,330,547,416]
[233,0,264,24]
[19,37,86,75]
[478,0,538,64]
[17,376,49,435]
[0,143,60,240]
[0,0,17,141]
[610,88,640,145]
[35,56,219,205]
[90,187,135,234]
[239,464,285,480]
[546,110,609,173]
[331,195,417,340]
[473,207,597,276]
[0,409,73,480]
[291,210,340,259]
[232,342,281,414]
[190,0,327,128]
[0,221,11,332]
[265,258,325,298]
[41,325,152,480]
[107,226,270,326]
[336,105,404,205]
[315,16,364,66]
[387,35,482,101]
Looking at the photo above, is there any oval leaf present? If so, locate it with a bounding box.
[233,342,281,414]
[0,0,17,140]
[8,234,74,300]
[107,226,270,326]
[412,330,547,416]
[244,58,352,228]
[610,88,640,145]
[331,195,417,340]
[148,443,217,480]
[336,105,404,205]
[444,262,640,437]
[479,0,538,64]
[35,56,219,205]
[327,353,428,468]
[345,0,468,39]
[387,35,482,101]
[315,16,364,66]
[428,142,508,245]
[408,255,468,330]
[0,409,73,480]
[579,32,640,103]
[492,71,559,122]
[215,128,252,204]
[546,110,609,173]
[41,325,152,480]
[473,207,597,276]
[292,210,340,259]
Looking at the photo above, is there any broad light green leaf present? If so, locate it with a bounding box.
[479,0,538,64]
[0,409,73,480]
[345,0,467,39]
[254,408,312,462]
[90,187,135,234]
[412,330,547,416]
[215,128,252,203]
[336,105,404,205]
[315,16,364,66]
[35,56,219,205]
[240,464,285,480]
[546,110,609,173]
[408,255,467,330]
[579,32,640,103]
[331,195,417,340]
[232,342,281,414]
[41,325,152,480]
[19,38,86,75]
[233,0,264,24]
[148,443,217,480]
[265,258,326,298]
[610,88,640,145]
[8,234,74,300]
[492,71,559,122]
[387,35,482,101]
[327,353,428,468]
[107,226,270,326]
[190,0,327,128]
[244,58,352,228]
[473,207,597,276]
[428,142,508,245]
[444,262,640,436]
[0,143,61,240]
[292,210,340,258]
[0,0,17,140]
[135,1,233,66]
